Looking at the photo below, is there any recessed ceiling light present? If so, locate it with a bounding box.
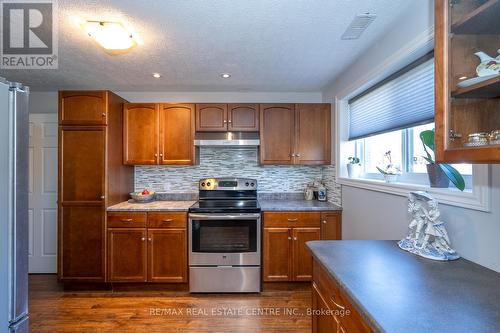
[220,73,231,78]
[152,73,161,78]
[82,20,139,51]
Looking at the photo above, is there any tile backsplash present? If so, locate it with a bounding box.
[135,147,341,205]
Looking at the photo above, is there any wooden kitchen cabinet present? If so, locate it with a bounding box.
[59,91,107,125]
[58,91,134,283]
[260,103,331,165]
[260,104,296,164]
[435,0,500,163]
[196,103,228,132]
[293,227,321,281]
[123,103,159,165]
[295,104,331,165]
[159,103,196,165]
[228,104,259,131]
[312,261,374,333]
[262,227,292,281]
[107,228,148,282]
[262,212,323,282]
[60,127,105,202]
[148,229,187,282]
[59,205,104,280]
[196,103,259,132]
[123,103,197,165]
[106,212,188,283]
[312,283,338,333]
[321,212,342,240]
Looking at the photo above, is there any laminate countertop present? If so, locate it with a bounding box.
[306,240,500,333]
[259,199,342,211]
[107,201,196,212]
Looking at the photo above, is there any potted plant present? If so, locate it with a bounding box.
[420,129,465,191]
[347,157,361,178]
[376,151,401,183]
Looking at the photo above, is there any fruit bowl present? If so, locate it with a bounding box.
[130,190,155,203]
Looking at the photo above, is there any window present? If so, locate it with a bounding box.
[352,122,473,190]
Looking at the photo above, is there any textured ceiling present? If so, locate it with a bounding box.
[0,0,414,92]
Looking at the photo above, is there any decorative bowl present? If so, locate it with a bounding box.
[130,191,155,202]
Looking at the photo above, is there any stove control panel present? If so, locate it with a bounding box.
[199,178,257,191]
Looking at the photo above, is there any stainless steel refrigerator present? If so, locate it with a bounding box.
[0,78,29,333]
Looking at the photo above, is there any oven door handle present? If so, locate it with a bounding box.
[189,213,261,220]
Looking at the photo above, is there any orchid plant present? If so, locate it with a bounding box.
[376,151,401,175]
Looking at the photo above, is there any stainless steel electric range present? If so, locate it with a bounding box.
[188,178,261,293]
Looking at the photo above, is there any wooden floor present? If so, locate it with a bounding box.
[29,275,312,333]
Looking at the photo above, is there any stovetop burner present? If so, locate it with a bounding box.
[189,199,260,214]
[189,178,261,214]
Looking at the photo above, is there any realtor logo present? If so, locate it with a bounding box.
[1,0,58,69]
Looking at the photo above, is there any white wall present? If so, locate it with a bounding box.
[28,91,323,114]
[115,91,322,103]
[29,92,58,113]
[322,0,500,273]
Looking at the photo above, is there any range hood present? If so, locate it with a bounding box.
[194,132,260,147]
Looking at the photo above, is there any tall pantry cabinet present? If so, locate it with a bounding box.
[58,91,134,282]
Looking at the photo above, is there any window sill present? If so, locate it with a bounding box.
[338,174,490,212]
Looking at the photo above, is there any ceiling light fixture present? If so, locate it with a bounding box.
[220,73,231,78]
[82,20,139,52]
[152,73,161,78]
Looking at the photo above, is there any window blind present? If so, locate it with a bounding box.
[348,57,434,141]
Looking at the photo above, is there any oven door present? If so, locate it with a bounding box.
[188,213,261,266]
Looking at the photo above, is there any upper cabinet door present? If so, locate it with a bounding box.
[123,103,159,165]
[228,104,259,131]
[196,104,228,132]
[60,127,105,202]
[59,91,107,125]
[260,104,295,165]
[435,0,500,163]
[159,104,196,165]
[295,104,331,165]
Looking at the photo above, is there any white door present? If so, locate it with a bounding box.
[28,114,58,273]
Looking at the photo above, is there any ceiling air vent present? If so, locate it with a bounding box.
[341,13,377,40]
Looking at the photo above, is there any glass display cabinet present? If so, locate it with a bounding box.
[435,0,500,163]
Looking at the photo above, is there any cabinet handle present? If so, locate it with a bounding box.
[100,195,105,200]
[331,297,345,310]
[148,238,152,242]
[162,219,173,222]
[102,113,106,117]
[322,220,327,224]
[287,236,292,240]
[121,219,133,222]
[159,153,163,157]
[296,153,301,157]
[154,153,158,157]
[141,237,146,241]
[223,120,227,123]
[228,120,232,123]
[293,237,298,241]
[287,218,298,222]
[289,153,296,157]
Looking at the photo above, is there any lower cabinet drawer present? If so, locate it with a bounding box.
[263,211,321,227]
[147,212,187,228]
[313,261,373,333]
[107,212,147,228]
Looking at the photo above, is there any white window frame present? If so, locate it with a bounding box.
[332,39,491,212]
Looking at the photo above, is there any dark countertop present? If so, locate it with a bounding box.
[306,240,500,333]
[259,199,342,211]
